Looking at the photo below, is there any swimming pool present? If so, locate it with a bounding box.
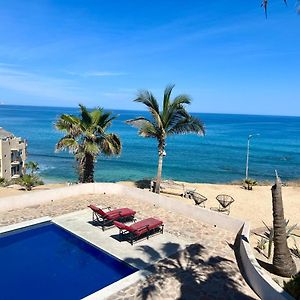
[0,222,137,299]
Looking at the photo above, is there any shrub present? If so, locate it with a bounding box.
[0,177,8,187]
[255,220,298,258]
[16,175,43,191]
[244,178,257,190]
[284,272,300,299]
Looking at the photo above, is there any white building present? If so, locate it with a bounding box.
[0,127,27,180]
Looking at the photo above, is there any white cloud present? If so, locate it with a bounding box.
[65,70,127,77]
[0,66,81,100]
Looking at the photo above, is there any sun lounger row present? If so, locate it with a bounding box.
[88,204,164,244]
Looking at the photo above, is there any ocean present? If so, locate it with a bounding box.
[0,105,299,184]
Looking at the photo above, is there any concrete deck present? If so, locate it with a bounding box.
[53,209,189,270]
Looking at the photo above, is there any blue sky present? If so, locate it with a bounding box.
[0,1,299,115]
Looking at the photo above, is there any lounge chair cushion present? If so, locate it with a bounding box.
[114,218,163,236]
[88,205,136,220]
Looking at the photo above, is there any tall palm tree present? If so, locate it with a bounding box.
[271,171,297,277]
[126,85,205,193]
[55,104,122,183]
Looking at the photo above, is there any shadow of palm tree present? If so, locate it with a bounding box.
[134,179,152,189]
[123,242,257,300]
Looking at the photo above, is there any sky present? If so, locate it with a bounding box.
[0,0,299,116]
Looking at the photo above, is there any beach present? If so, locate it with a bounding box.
[119,181,300,230]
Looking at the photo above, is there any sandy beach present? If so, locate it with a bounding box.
[0,183,68,198]
[118,181,300,230]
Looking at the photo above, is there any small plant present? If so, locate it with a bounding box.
[284,272,300,299]
[291,240,300,259]
[16,174,44,191]
[256,220,298,259]
[244,178,257,190]
[25,161,40,175]
[256,236,268,252]
[0,177,8,187]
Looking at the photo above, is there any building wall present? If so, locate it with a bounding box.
[0,137,27,180]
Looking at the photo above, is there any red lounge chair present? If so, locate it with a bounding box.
[88,204,136,230]
[114,217,164,245]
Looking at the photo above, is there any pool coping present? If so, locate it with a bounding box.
[0,216,51,234]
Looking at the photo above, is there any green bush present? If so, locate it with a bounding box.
[16,175,44,191]
[284,272,300,299]
[0,177,8,187]
[244,178,257,190]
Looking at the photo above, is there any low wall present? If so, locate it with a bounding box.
[0,182,294,300]
[239,223,294,300]
[0,183,122,212]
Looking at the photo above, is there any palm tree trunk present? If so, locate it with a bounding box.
[155,154,164,193]
[79,154,95,183]
[272,173,297,277]
[84,153,94,183]
[155,140,165,194]
[78,157,84,183]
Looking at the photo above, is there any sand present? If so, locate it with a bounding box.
[118,181,300,230]
[0,183,67,198]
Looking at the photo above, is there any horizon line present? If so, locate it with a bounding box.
[0,103,299,118]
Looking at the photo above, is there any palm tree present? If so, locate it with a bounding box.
[55,104,122,183]
[126,85,205,193]
[271,171,297,277]
[25,161,39,175]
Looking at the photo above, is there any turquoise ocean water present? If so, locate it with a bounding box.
[0,105,299,183]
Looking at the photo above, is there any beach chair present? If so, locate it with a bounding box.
[114,217,164,245]
[186,191,207,207]
[88,204,136,230]
[150,179,185,196]
[216,194,235,215]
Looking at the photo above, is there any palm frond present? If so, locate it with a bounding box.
[171,94,192,107]
[163,84,175,116]
[56,137,78,152]
[168,116,205,136]
[162,94,191,129]
[126,117,160,138]
[55,114,80,132]
[83,141,101,156]
[134,90,159,114]
[99,133,122,156]
[126,117,153,128]
[90,108,103,126]
[139,122,160,138]
[98,112,117,130]
[79,104,92,127]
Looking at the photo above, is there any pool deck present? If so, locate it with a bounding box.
[53,209,189,270]
[0,192,258,299]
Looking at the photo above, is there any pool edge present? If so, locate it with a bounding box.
[0,216,51,234]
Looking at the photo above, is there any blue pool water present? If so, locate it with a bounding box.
[0,222,136,300]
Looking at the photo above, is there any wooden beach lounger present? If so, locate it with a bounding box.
[88,204,136,230]
[114,217,164,245]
